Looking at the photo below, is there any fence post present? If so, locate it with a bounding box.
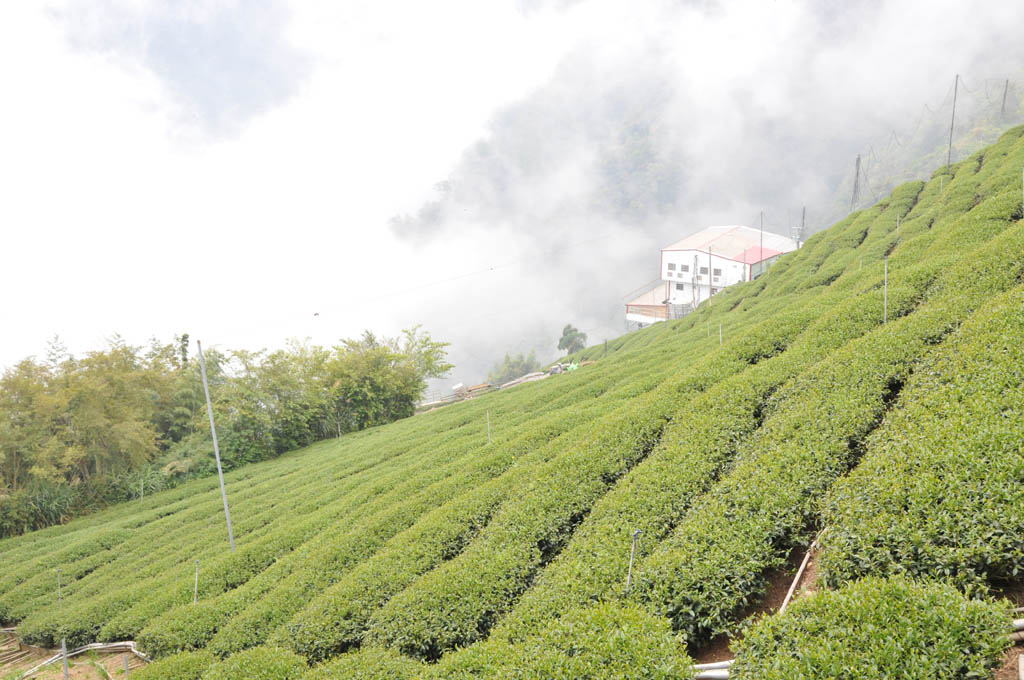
[61,637,69,680]
[124,653,131,676]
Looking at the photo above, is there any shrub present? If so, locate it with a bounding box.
[302,647,421,679]
[134,650,216,680]
[435,602,694,679]
[729,577,1011,680]
[201,646,306,680]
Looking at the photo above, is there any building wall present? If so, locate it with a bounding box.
[661,249,746,305]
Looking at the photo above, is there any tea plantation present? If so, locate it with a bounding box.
[2,125,1024,679]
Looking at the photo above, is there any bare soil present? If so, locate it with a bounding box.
[993,645,1022,680]
[692,542,821,665]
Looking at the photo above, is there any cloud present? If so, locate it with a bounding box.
[52,0,311,137]
[383,0,1024,386]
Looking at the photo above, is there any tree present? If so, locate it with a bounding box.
[557,324,587,355]
[487,350,542,385]
[326,327,452,435]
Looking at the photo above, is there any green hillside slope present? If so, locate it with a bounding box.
[2,125,1024,680]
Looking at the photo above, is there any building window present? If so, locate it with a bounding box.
[713,268,722,276]
[700,266,708,275]
[711,287,720,295]
[675,283,684,290]
[668,263,676,271]
[680,264,689,273]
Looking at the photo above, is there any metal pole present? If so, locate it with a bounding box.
[947,74,959,167]
[124,654,131,676]
[626,529,642,591]
[851,155,861,211]
[193,559,199,604]
[197,340,235,552]
[486,410,491,445]
[61,637,69,680]
[883,256,888,324]
[57,568,62,614]
[707,245,713,306]
[1001,78,1009,120]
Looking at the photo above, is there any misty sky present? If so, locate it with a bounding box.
[2,0,1023,389]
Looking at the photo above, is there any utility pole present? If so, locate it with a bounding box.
[947,74,959,167]
[851,155,862,212]
[1000,78,1009,120]
[691,254,698,311]
[707,245,713,306]
[760,211,765,277]
[883,255,889,324]
[799,206,806,246]
[197,341,235,552]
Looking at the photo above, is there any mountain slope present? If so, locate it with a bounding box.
[2,125,1024,679]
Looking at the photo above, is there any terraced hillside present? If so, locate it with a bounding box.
[2,125,1024,679]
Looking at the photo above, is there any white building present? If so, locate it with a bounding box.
[625,225,798,329]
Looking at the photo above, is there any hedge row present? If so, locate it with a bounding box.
[633,217,1024,644]
[729,577,1011,680]
[820,284,1024,590]
[482,245,939,651]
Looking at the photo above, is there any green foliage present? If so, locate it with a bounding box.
[0,328,451,537]
[2,124,1024,679]
[486,350,541,385]
[729,577,1011,680]
[556,324,587,355]
[434,602,694,679]
[201,646,306,680]
[302,647,422,680]
[133,650,216,680]
[820,285,1024,590]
